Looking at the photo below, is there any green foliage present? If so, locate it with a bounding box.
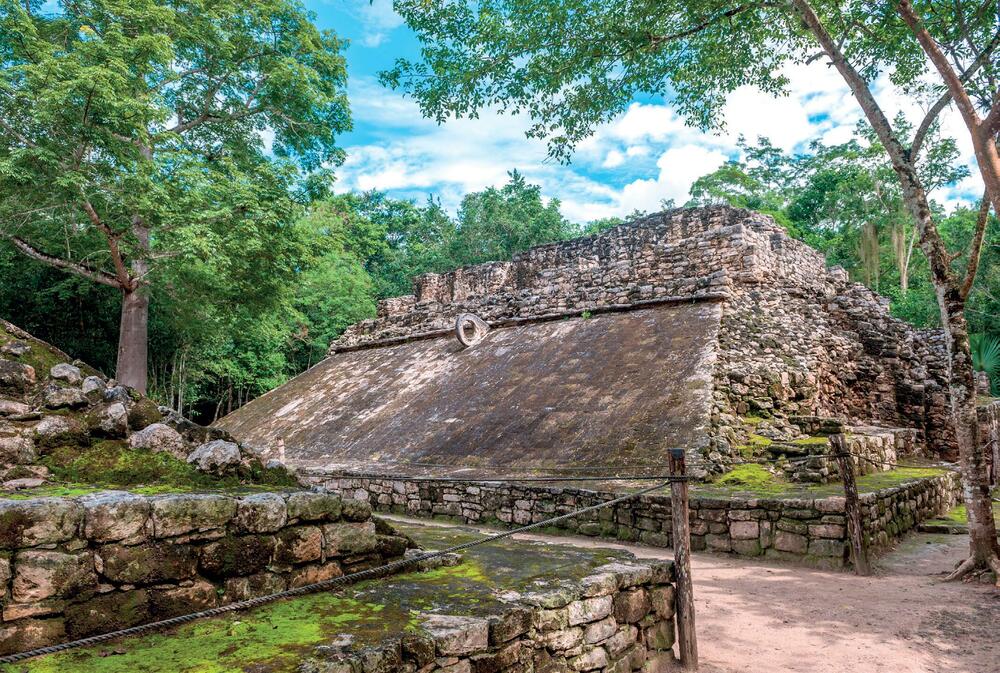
[970,333,1000,392]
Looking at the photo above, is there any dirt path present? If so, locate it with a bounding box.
[385,516,1000,673]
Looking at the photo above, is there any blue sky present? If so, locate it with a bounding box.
[306,0,984,223]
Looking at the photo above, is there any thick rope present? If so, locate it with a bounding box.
[0,480,674,666]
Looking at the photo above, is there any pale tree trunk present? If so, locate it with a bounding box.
[793,0,1000,580]
[116,288,149,392]
[115,218,150,393]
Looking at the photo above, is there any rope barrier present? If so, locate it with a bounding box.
[0,480,671,667]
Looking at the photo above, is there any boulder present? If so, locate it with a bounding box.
[127,397,163,431]
[128,423,187,459]
[0,435,36,465]
[81,376,106,402]
[33,415,89,449]
[0,360,35,394]
[49,363,82,385]
[96,402,128,437]
[186,439,241,476]
[0,400,30,417]
[42,384,88,410]
[0,341,30,357]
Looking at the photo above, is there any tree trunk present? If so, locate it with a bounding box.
[116,287,149,393]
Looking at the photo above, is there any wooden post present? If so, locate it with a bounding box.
[668,448,698,670]
[831,434,872,576]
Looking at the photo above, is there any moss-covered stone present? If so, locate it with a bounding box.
[127,398,163,431]
[200,536,275,579]
[64,590,150,639]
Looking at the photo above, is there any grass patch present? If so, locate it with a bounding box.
[790,436,829,446]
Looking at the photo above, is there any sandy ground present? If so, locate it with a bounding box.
[385,516,1000,673]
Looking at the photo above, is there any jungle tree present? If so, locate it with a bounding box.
[0,0,350,392]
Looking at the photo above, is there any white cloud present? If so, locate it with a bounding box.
[336,58,984,224]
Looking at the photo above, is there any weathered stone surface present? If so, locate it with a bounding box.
[0,359,35,394]
[92,402,129,437]
[129,423,188,459]
[81,491,150,543]
[287,561,343,588]
[42,384,87,410]
[150,494,237,538]
[12,550,97,602]
[49,363,82,385]
[200,535,275,578]
[81,376,106,401]
[126,397,163,431]
[186,439,242,476]
[32,415,88,448]
[223,571,286,601]
[341,498,372,522]
[730,520,760,540]
[569,646,608,671]
[773,530,809,554]
[322,521,377,556]
[97,542,198,584]
[422,614,489,656]
[567,595,613,626]
[149,580,217,618]
[612,588,651,624]
[286,491,342,522]
[0,399,30,416]
[0,617,66,656]
[0,435,36,464]
[0,498,82,548]
[0,341,30,357]
[488,607,532,645]
[233,493,288,533]
[273,525,323,564]
[584,616,618,644]
[64,590,149,639]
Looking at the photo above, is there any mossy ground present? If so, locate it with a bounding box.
[16,521,635,673]
[0,322,101,381]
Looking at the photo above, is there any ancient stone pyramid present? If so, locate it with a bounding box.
[217,206,953,475]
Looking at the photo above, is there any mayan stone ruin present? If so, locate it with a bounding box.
[220,205,972,478]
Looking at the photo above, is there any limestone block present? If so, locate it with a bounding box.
[0,498,83,548]
[149,580,217,618]
[200,535,276,578]
[0,435,36,465]
[730,520,760,540]
[96,542,198,584]
[584,616,618,644]
[613,588,651,624]
[150,494,237,538]
[42,384,87,410]
[568,646,608,671]
[773,530,809,554]
[0,617,66,656]
[567,595,613,626]
[273,525,323,564]
[64,590,149,639]
[487,606,531,645]
[288,561,343,588]
[12,550,97,602]
[322,521,377,556]
[234,493,288,533]
[422,614,489,656]
[81,491,150,543]
[0,360,35,394]
[286,491,342,522]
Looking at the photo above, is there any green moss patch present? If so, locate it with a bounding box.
[790,436,829,446]
[712,464,790,495]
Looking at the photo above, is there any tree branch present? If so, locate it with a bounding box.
[80,201,134,289]
[910,27,1000,159]
[4,234,121,288]
[961,192,991,299]
[983,102,1000,137]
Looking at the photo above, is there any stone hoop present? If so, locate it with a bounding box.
[455,313,491,348]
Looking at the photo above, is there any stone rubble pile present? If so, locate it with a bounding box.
[0,322,290,489]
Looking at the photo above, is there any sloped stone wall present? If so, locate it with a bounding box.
[298,559,678,673]
[308,470,961,570]
[320,206,953,462]
[0,490,411,655]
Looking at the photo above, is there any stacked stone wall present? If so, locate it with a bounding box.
[307,470,961,570]
[0,490,410,655]
[301,560,678,673]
